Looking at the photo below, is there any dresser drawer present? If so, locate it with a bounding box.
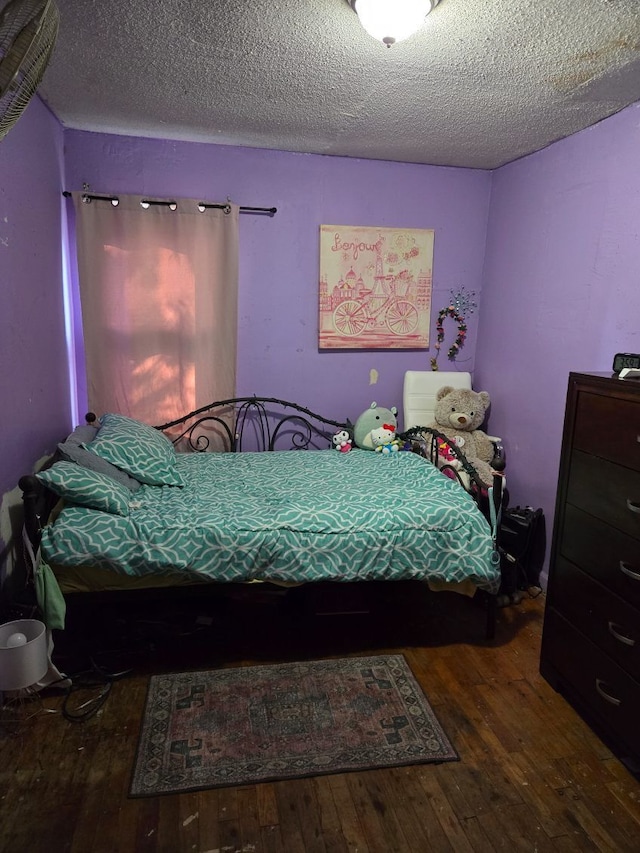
[541,608,640,760]
[560,504,640,609]
[573,390,640,473]
[567,451,640,540]
[550,556,640,681]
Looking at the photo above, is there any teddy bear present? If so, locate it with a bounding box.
[353,402,399,451]
[429,386,496,487]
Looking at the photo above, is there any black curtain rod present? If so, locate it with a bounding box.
[62,191,276,216]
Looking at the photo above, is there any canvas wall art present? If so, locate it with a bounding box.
[319,225,433,350]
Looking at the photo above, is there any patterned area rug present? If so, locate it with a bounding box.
[130,654,457,796]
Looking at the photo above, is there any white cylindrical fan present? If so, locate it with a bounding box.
[0,618,48,692]
[0,0,59,141]
[0,618,48,730]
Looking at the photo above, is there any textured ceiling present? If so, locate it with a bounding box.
[32,0,640,169]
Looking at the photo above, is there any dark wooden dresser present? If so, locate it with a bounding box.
[540,371,640,772]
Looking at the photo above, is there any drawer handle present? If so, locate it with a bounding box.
[608,621,636,647]
[619,560,640,581]
[627,499,640,515]
[595,679,622,707]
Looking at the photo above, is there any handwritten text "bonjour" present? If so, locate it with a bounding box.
[331,233,384,261]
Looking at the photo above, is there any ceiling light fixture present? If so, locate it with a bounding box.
[349,0,441,47]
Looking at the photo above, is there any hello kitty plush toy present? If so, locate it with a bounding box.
[353,402,398,451]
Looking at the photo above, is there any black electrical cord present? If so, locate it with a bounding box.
[498,548,543,600]
[58,657,132,723]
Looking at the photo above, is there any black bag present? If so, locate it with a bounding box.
[499,505,545,596]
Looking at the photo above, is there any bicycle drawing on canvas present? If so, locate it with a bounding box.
[332,287,419,338]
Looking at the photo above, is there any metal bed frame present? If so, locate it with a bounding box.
[18,397,502,640]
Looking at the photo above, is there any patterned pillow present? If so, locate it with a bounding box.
[58,424,142,492]
[83,413,184,487]
[36,461,131,516]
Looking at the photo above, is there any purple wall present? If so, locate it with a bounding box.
[0,97,68,578]
[476,102,640,578]
[63,132,492,424]
[6,103,639,586]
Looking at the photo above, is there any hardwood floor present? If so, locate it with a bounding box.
[2,583,640,852]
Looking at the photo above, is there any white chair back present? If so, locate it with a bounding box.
[402,371,472,431]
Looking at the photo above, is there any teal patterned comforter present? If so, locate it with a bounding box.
[40,450,500,592]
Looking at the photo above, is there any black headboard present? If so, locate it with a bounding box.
[155,396,352,452]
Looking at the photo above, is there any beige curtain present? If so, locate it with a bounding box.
[73,194,239,426]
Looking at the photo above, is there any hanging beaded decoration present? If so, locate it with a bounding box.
[430,306,467,370]
[430,289,476,371]
[449,287,477,317]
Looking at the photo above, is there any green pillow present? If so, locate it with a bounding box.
[36,461,131,516]
[83,412,184,487]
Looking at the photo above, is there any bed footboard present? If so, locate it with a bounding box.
[399,425,490,491]
[19,473,58,552]
[401,425,503,641]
